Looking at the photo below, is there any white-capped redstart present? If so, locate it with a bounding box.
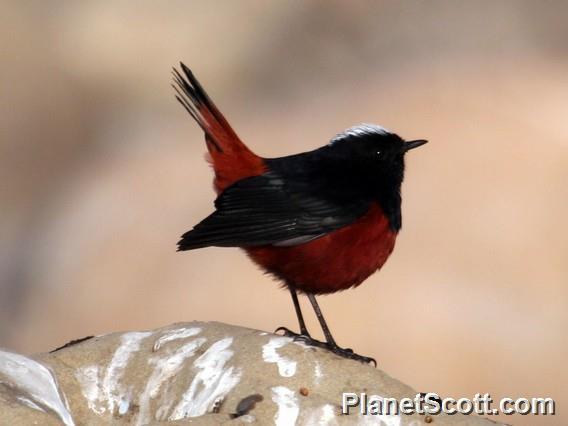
[173,63,427,364]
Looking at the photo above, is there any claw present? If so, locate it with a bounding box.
[274,326,303,338]
[274,326,313,342]
[273,326,376,366]
[327,344,377,366]
[274,326,291,335]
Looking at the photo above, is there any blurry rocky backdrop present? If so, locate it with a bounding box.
[1,2,567,425]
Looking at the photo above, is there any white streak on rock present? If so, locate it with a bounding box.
[136,337,207,425]
[304,404,338,425]
[75,364,105,415]
[374,413,401,426]
[0,350,75,426]
[101,331,152,414]
[313,361,323,385]
[320,404,337,424]
[357,415,401,426]
[356,396,402,426]
[262,337,297,377]
[153,327,202,351]
[118,396,130,415]
[239,414,256,423]
[271,386,299,426]
[16,396,45,412]
[169,337,241,419]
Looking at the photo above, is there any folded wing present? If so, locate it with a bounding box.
[177,172,370,250]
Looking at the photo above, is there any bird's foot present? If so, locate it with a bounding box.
[274,327,376,366]
[274,327,330,348]
[274,326,320,344]
[326,344,377,366]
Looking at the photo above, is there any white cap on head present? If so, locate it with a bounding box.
[330,123,391,145]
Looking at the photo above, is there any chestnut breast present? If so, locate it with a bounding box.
[246,203,397,294]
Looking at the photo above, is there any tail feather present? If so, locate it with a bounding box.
[172,62,265,191]
[172,66,223,152]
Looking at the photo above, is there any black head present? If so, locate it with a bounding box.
[321,123,427,230]
[325,123,426,188]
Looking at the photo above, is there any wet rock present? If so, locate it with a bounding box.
[0,322,506,425]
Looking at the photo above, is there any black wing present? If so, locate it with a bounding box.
[177,172,371,250]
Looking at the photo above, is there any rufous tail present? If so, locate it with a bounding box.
[173,63,265,192]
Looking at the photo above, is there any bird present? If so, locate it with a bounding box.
[172,62,427,364]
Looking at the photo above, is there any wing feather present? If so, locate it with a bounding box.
[178,172,370,250]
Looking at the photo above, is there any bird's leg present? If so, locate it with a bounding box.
[290,287,309,336]
[275,286,313,339]
[307,294,377,366]
[306,294,337,346]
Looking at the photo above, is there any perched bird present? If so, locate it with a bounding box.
[173,63,427,364]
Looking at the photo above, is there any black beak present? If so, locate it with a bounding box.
[404,139,428,152]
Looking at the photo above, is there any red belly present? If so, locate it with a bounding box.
[246,203,397,294]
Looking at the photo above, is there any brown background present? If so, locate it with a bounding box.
[1,1,567,424]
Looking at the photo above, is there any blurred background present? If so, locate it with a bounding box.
[1,1,567,424]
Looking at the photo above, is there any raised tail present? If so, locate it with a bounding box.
[172,63,265,192]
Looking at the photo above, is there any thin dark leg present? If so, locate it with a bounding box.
[307,294,337,346]
[289,287,309,336]
[275,289,376,366]
[275,286,312,338]
[306,293,377,366]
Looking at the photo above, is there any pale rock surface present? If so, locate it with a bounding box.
[0,322,506,425]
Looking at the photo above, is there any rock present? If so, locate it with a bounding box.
[0,322,506,425]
